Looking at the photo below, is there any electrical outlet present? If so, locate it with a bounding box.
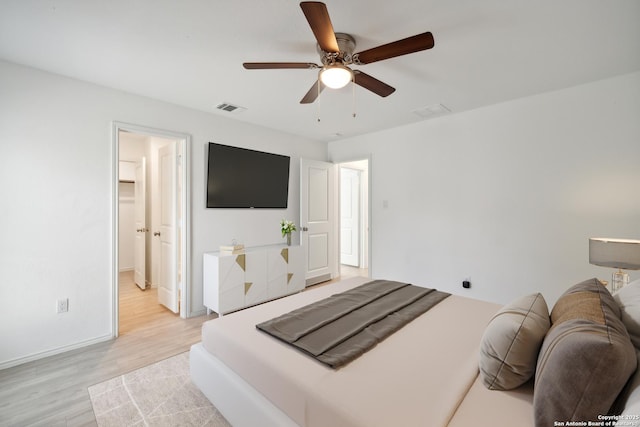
[57,298,69,313]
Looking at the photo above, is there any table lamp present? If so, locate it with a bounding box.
[589,237,640,292]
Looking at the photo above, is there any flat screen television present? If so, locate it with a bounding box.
[206,142,290,208]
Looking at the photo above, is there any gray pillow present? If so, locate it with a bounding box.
[479,293,550,390]
[534,278,637,426]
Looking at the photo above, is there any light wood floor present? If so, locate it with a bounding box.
[0,271,217,426]
[339,264,369,280]
[0,267,368,426]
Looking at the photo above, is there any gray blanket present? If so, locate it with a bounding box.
[256,280,450,368]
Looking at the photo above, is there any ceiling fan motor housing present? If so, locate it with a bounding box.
[317,32,357,65]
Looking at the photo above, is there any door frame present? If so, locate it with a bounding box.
[111,121,191,337]
[336,157,371,275]
[133,157,146,290]
[339,166,362,267]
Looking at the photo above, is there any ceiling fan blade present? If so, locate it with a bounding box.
[355,32,435,64]
[353,71,396,97]
[243,62,319,70]
[300,80,326,104]
[300,2,339,53]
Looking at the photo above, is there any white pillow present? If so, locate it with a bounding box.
[618,350,640,416]
[614,278,640,349]
[479,293,550,390]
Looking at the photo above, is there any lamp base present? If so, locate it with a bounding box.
[611,269,630,293]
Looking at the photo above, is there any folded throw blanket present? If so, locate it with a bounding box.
[256,280,450,368]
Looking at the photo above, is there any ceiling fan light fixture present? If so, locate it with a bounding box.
[320,64,353,89]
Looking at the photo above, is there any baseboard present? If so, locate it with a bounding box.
[189,308,207,317]
[306,273,332,287]
[0,333,113,370]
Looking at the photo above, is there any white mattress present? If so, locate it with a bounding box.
[200,277,512,427]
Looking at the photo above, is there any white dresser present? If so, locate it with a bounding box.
[203,244,305,315]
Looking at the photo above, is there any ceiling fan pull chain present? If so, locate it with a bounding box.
[316,78,321,122]
[352,77,357,118]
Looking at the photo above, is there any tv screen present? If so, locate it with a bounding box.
[206,143,290,208]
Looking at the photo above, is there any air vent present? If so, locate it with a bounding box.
[412,103,451,119]
[215,102,246,114]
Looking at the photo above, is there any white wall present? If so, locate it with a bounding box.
[329,71,640,306]
[0,59,326,368]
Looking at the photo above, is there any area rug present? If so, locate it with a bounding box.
[88,352,231,426]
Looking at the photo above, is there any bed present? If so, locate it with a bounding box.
[190,276,640,427]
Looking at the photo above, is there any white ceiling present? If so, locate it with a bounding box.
[1,1,639,142]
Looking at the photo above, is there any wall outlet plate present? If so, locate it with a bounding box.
[57,298,69,313]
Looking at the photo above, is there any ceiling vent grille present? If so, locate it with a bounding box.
[216,102,246,114]
[412,103,450,119]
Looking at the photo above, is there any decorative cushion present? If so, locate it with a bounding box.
[614,278,640,349]
[534,278,637,426]
[479,293,550,390]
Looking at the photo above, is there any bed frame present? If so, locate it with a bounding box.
[190,342,298,427]
[189,277,536,427]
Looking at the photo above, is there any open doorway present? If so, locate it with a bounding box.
[112,122,191,337]
[338,159,369,280]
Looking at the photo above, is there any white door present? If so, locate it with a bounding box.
[300,158,336,285]
[133,158,146,290]
[340,167,360,267]
[157,143,179,313]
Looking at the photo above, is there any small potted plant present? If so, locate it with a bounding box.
[280,219,297,246]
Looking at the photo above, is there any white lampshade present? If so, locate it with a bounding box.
[589,238,640,270]
[320,64,353,89]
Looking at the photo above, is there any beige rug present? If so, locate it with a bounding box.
[88,352,231,427]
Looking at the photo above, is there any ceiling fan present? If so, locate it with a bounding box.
[243,1,435,104]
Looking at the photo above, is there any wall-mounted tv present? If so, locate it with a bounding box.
[206,142,290,208]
